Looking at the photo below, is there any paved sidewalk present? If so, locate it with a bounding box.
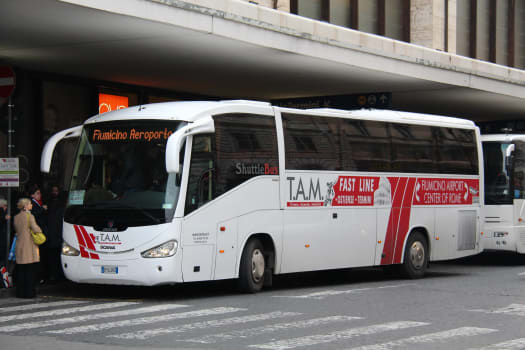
[0,280,70,299]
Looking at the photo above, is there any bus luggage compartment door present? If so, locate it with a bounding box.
[182,245,214,282]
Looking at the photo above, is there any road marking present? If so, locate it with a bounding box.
[0,301,137,323]
[0,300,89,314]
[46,307,244,335]
[0,303,188,333]
[273,284,415,300]
[470,304,525,317]
[248,321,429,350]
[345,327,497,350]
[468,338,525,350]
[182,315,362,344]
[110,311,301,340]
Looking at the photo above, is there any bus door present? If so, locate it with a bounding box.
[180,135,217,282]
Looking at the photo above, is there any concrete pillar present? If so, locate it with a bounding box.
[410,0,449,51]
[447,0,457,54]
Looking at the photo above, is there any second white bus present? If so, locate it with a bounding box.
[481,134,525,253]
[41,100,483,292]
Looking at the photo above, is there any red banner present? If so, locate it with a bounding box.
[412,178,479,205]
[332,176,380,206]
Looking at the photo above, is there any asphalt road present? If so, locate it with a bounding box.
[1,251,525,350]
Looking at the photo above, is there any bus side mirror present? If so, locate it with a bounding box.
[505,144,515,170]
[165,116,215,174]
[40,125,82,173]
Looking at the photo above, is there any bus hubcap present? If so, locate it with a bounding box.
[251,249,265,283]
[410,241,425,269]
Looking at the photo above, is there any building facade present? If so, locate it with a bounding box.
[246,0,525,69]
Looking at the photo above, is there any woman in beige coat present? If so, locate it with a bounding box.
[14,198,43,298]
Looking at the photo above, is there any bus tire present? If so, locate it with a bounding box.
[400,231,428,279]
[238,239,265,293]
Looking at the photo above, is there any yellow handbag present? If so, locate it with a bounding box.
[26,213,46,245]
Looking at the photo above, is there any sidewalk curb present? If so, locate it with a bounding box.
[0,287,15,298]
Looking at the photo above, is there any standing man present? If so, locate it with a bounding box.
[28,184,48,284]
[46,185,65,282]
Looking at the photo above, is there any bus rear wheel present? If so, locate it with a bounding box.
[238,239,265,293]
[400,231,428,279]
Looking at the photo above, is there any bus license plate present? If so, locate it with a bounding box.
[101,265,118,274]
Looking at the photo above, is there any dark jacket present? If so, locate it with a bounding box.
[30,199,48,236]
[46,197,64,248]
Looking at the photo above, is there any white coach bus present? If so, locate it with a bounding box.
[41,100,483,292]
[481,134,525,253]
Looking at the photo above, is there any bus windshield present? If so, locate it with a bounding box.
[483,141,525,204]
[65,120,185,228]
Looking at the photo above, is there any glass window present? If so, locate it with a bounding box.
[437,128,478,175]
[390,123,437,173]
[483,141,512,204]
[341,119,391,172]
[42,81,92,192]
[513,142,525,199]
[214,114,279,196]
[185,114,279,215]
[283,114,341,171]
[65,120,184,227]
[512,141,525,199]
[284,114,477,176]
[185,135,215,215]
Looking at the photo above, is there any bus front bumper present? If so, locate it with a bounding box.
[61,253,183,286]
[482,226,525,254]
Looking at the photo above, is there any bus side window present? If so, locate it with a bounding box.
[185,135,215,215]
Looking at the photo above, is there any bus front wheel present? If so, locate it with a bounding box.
[238,239,265,293]
[400,231,428,279]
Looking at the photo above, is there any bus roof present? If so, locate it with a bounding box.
[297,107,476,128]
[84,100,476,129]
[481,134,525,142]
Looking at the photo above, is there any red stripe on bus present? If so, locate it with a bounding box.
[79,226,96,251]
[79,226,100,260]
[393,177,416,263]
[73,225,89,258]
[381,177,403,265]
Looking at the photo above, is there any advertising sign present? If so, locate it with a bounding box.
[286,173,479,208]
[98,93,129,114]
[0,158,19,187]
[273,92,392,110]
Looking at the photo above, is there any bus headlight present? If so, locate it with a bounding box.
[62,241,80,256]
[141,240,178,258]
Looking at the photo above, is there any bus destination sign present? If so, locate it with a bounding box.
[89,126,176,143]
